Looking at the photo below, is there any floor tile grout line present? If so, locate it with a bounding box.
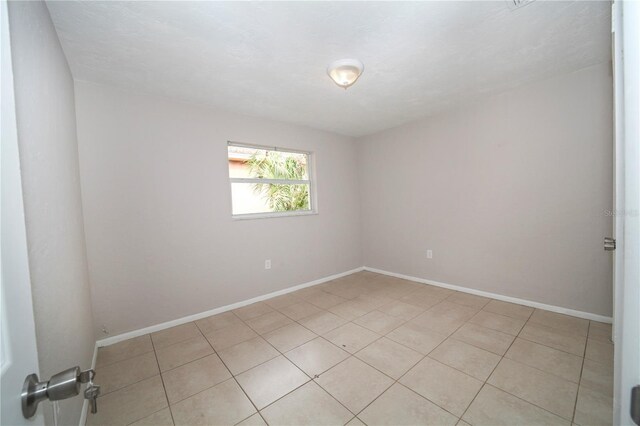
[523,321,589,338]
[232,296,340,360]
[458,320,522,423]
[475,382,577,423]
[261,331,317,354]
[159,323,230,409]
[150,337,176,426]
[279,335,348,373]
[254,288,498,420]
[443,336,506,358]
[468,312,584,422]
[500,351,582,385]
[309,354,396,419]
[161,376,240,410]
[445,290,492,305]
[512,320,612,423]
[526,320,591,337]
[351,311,407,335]
[359,299,587,423]
[150,323,206,352]
[524,324,613,363]
[98,335,213,389]
[218,342,279,375]
[87,369,171,422]
[524,312,587,347]
[362,316,469,419]
[355,337,424,380]
[347,309,483,422]
[102,328,545,414]
[158,359,233,405]
[239,354,313,411]
[397,381,463,420]
[93,274,611,426]
[246,312,574,426]
[224,321,356,424]
[468,311,528,335]
[242,289,380,420]
[272,292,596,417]
[220,302,360,423]
[98,374,161,399]
[230,286,423,422]
[157,347,218,375]
[473,311,588,422]
[289,283,589,423]
[260,376,352,423]
[194,324,267,425]
[523,317,591,337]
[361,346,460,420]
[395,315,489,419]
[93,347,156,370]
[509,327,588,358]
[204,308,325,379]
[576,361,615,399]
[571,321,592,424]
[124,406,172,426]
[92,352,159,396]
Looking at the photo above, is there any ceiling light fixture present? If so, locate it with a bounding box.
[327,59,364,89]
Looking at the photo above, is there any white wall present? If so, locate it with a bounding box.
[74,81,362,337]
[77,61,613,338]
[358,62,614,317]
[7,2,96,425]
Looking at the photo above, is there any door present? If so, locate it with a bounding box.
[0,1,44,424]
[612,1,640,425]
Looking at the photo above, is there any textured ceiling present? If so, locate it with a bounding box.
[47,1,611,137]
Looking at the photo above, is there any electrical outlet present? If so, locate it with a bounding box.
[426,250,433,259]
[265,259,271,270]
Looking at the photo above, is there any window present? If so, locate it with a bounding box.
[228,142,314,218]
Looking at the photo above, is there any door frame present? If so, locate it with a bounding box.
[612,1,640,425]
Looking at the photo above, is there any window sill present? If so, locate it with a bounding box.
[231,210,318,221]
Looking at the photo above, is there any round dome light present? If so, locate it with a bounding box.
[327,59,364,89]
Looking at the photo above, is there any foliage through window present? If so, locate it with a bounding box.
[228,143,313,217]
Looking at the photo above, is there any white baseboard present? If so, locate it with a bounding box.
[78,342,98,426]
[95,263,611,350]
[96,266,364,347]
[364,266,613,323]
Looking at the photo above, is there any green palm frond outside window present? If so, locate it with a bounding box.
[246,152,310,212]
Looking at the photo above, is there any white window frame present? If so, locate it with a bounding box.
[228,141,317,220]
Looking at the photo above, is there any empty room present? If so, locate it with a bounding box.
[2,1,639,426]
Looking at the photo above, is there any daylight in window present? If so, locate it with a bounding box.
[228,143,313,217]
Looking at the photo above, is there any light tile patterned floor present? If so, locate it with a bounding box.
[87,271,613,426]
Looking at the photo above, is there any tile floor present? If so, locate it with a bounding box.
[87,271,613,426]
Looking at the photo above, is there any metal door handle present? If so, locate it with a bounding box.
[21,367,100,418]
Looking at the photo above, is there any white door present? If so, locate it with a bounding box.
[612,1,640,425]
[0,1,44,424]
